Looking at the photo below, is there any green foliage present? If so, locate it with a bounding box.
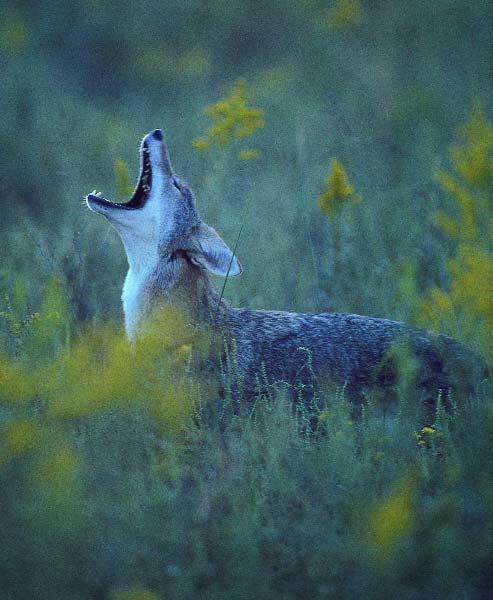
[0,14,29,53]
[417,108,493,362]
[0,294,492,598]
[1,2,493,597]
[322,0,363,29]
[111,588,160,600]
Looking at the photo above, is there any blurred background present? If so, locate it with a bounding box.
[1,2,493,599]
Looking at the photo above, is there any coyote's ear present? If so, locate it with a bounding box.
[188,225,242,277]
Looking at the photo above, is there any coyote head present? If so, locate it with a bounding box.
[86,129,242,278]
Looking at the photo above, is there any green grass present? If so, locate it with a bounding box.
[1,368,492,599]
[2,1,493,597]
[0,285,491,598]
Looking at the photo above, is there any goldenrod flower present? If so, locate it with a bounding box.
[417,107,493,362]
[317,159,361,218]
[450,105,493,189]
[192,80,264,158]
[368,476,415,560]
[413,426,441,449]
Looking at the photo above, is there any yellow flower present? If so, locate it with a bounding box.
[413,426,442,449]
[193,80,264,157]
[434,170,478,242]
[421,426,436,435]
[177,343,192,358]
[368,476,415,560]
[317,159,360,218]
[416,107,493,362]
[450,105,493,188]
[45,306,201,437]
[412,431,426,448]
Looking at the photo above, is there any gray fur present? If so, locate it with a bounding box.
[87,130,487,406]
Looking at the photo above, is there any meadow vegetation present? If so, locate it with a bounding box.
[1,1,493,598]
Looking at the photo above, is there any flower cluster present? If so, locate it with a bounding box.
[317,158,361,218]
[0,280,203,494]
[413,426,439,449]
[417,107,493,361]
[192,79,264,160]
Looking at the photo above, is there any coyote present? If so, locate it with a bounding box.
[87,129,484,407]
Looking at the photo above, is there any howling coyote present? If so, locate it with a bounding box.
[87,129,484,406]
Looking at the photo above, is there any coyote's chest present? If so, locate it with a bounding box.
[121,259,184,340]
[122,268,152,340]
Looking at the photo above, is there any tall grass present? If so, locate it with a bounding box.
[0,272,492,599]
[1,2,493,597]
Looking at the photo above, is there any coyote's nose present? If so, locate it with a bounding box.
[152,129,163,141]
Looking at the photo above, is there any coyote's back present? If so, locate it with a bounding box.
[221,307,484,401]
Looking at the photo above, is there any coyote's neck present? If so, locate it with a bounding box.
[122,256,223,340]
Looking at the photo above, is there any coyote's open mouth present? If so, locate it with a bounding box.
[87,140,152,210]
